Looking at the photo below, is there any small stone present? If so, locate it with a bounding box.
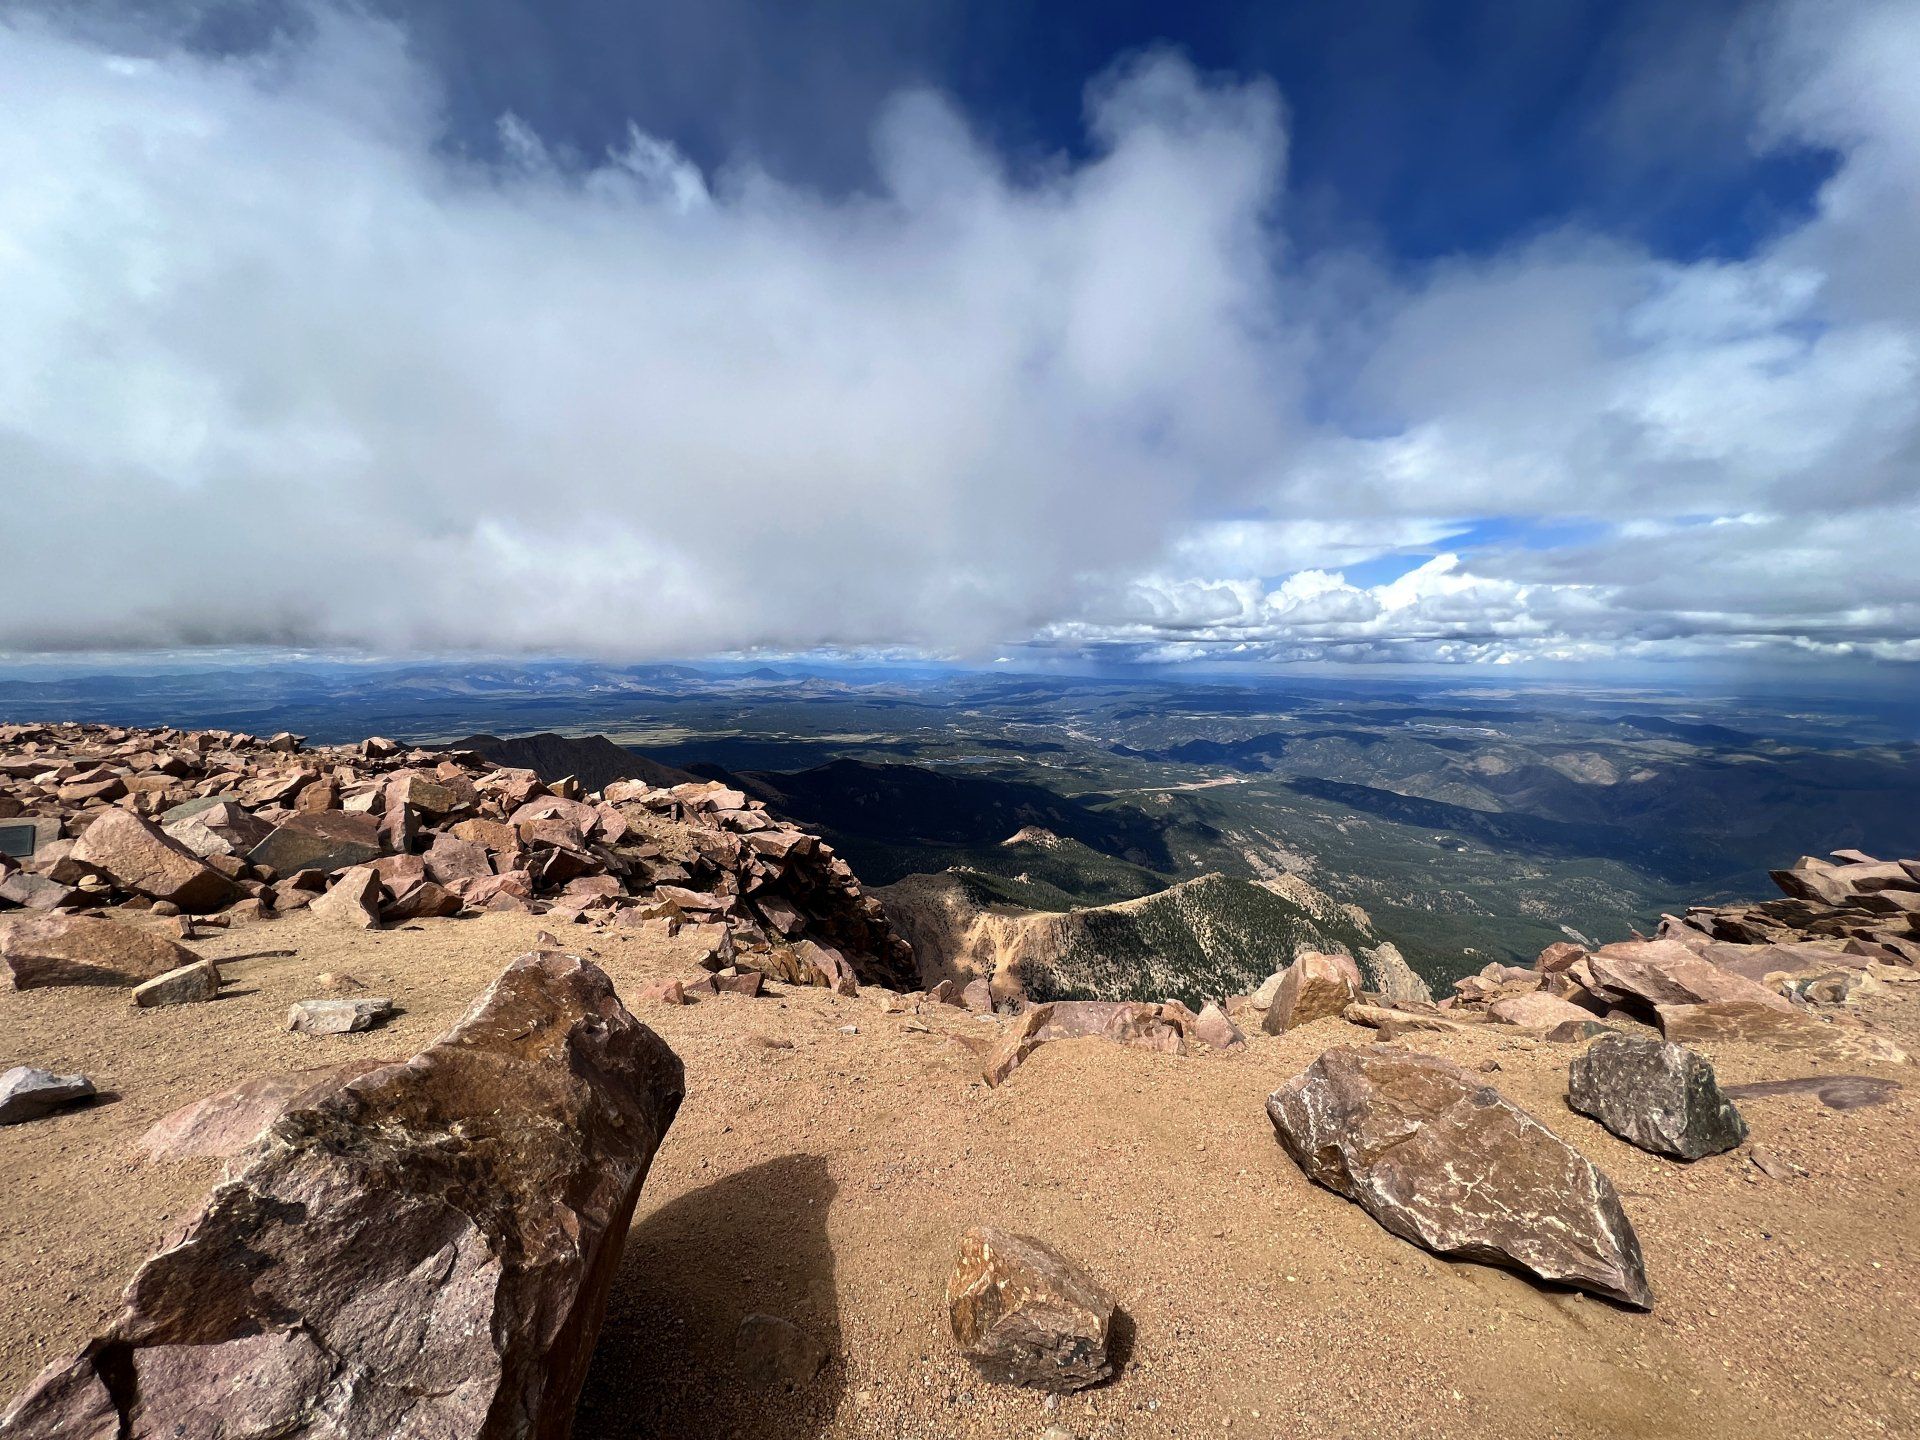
[734,1314,827,1389]
[131,959,222,1008]
[0,1066,96,1124]
[286,997,394,1036]
[947,1225,1117,1392]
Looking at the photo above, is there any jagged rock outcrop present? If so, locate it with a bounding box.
[0,951,685,1439]
[879,868,1378,1009]
[0,722,914,992]
[1267,1045,1652,1308]
[947,1226,1117,1392]
[1568,1033,1749,1160]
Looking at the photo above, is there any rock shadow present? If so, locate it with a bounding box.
[574,1153,843,1440]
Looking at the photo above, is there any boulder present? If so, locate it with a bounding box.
[138,1062,395,1161]
[1581,940,1790,1013]
[70,808,238,912]
[2,913,202,989]
[1567,1033,1749,1160]
[947,1226,1116,1392]
[1266,1045,1652,1307]
[2,952,684,1439]
[1192,1001,1246,1052]
[424,834,493,886]
[1535,941,1589,974]
[0,1066,95,1125]
[245,810,383,878]
[1263,951,1358,1034]
[1487,991,1603,1033]
[310,865,383,929]
[131,958,222,1008]
[635,978,688,1006]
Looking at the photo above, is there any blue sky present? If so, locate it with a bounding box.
[3,0,1917,671]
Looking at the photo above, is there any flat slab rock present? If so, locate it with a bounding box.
[1267,1044,1652,1308]
[286,996,394,1035]
[1722,1075,1902,1111]
[947,1226,1117,1392]
[1568,1032,1749,1160]
[0,1067,96,1125]
[1656,1001,1909,1066]
[0,951,685,1440]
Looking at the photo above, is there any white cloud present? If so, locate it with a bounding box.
[0,0,1917,668]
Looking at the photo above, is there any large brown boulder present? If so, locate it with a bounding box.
[947,1226,1116,1391]
[0,951,685,1439]
[70,808,237,913]
[1267,1045,1652,1308]
[2,913,203,989]
[1581,940,1789,1013]
[1262,950,1358,1034]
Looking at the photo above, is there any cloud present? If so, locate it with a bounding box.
[0,0,1917,669]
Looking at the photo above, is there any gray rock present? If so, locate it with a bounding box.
[0,1066,96,1124]
[286,997,394,1036]
[1568,1032,1749,1161]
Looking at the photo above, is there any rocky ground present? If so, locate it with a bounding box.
[2,725,1919,1438]
[0,902,1914,1437]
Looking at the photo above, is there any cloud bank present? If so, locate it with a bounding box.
[1,2,1916,667]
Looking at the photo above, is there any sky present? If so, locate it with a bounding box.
[2,0,1917,672]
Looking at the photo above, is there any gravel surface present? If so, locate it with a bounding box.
[2,909,1916,1438]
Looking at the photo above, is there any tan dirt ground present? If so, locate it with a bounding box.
[3,909,1917,1439]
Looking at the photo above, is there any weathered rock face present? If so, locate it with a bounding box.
[1,951,685,1440]
[1267,1045,1652,1308]
[70,808,237,913]
[0,1067,95,1125]
[1263,951,1358,1034]
[1567,1033,1749,1160]
[947,1226,1117,1392]
[138,1061,395,1161]
[2,913,202,990]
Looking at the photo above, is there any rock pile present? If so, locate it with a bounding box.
[0,951,685,1439]
[1335,850,1919,1063]
[0,722,914,991]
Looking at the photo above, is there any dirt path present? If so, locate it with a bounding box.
[3,911,1916,1439]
